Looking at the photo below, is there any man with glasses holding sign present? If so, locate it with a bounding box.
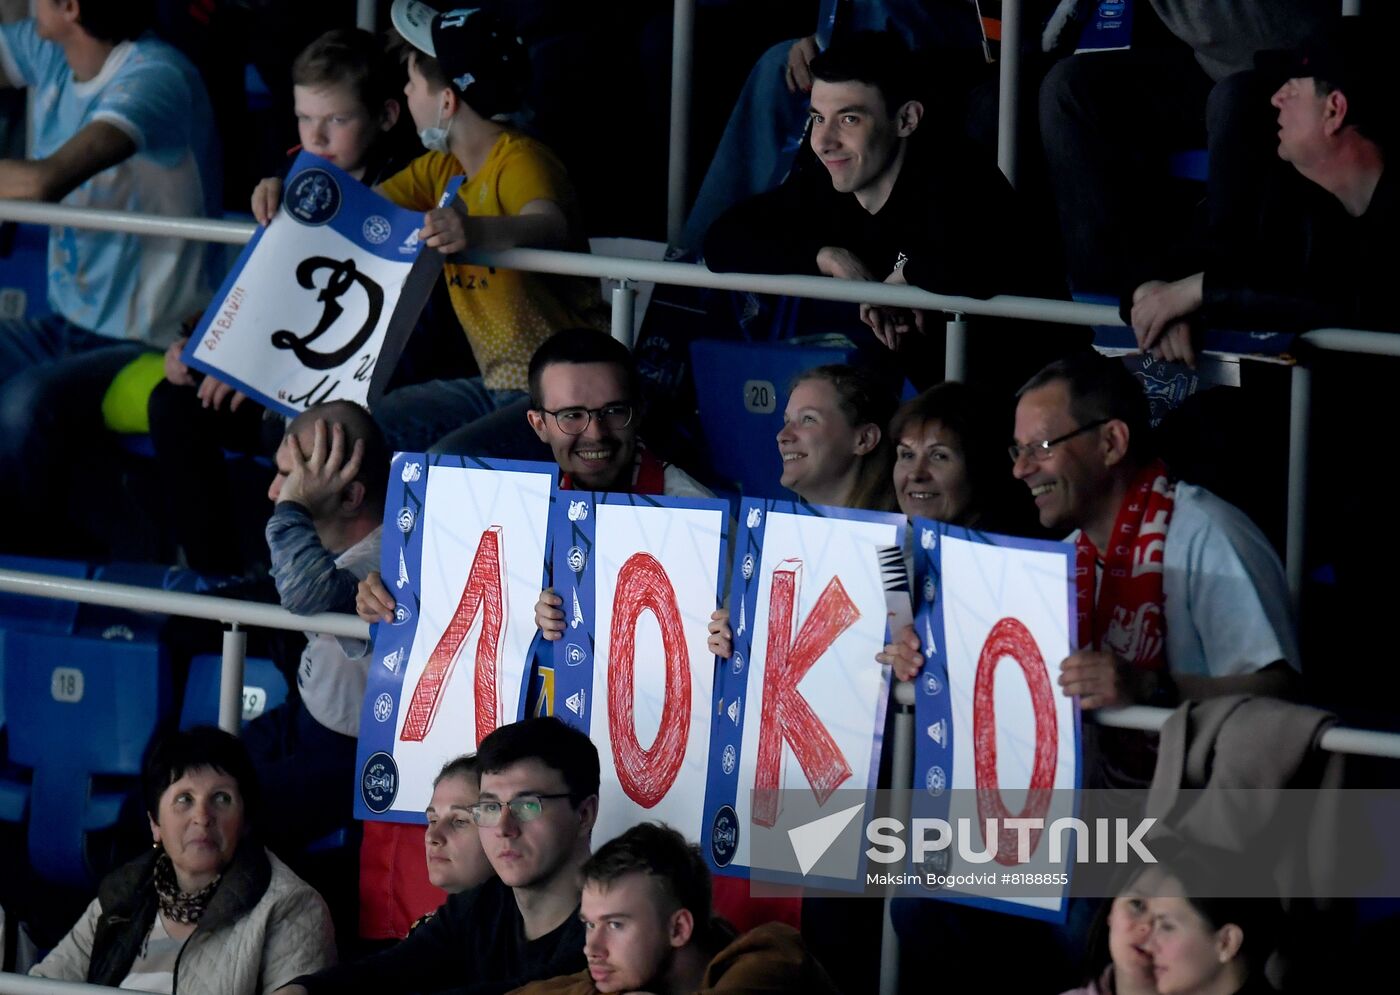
[278,717,599,995]
[1011,352,1299,784]
[356,329,709,626]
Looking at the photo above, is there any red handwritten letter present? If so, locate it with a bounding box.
[753,559,859,827]
[972,617,1057,865]
[400,526,507,745]
[607,553,690,807]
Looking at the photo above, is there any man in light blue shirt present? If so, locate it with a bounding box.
[0,0,220,553]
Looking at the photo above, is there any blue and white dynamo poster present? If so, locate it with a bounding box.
[184,152,444,416]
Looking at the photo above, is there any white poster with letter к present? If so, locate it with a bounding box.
[704,499,904,890]
[182,151,446,416]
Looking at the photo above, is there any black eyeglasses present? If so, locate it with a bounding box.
[536,403,634,436]
[1007,419,1110,464]
[466,792,572,827]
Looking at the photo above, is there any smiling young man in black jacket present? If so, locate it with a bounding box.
[703,31,1079,390]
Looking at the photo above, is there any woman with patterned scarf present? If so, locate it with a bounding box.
[31,726,336,994]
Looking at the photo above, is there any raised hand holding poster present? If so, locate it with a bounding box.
[911,521,1080,920]
[705,499,904,889]
[549,493,730,847]
[354,455,556,822]
[183,152,444,416]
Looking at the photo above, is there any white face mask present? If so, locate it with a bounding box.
[418,103,451,153]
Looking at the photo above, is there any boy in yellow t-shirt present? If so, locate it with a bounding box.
[376,0,607,453]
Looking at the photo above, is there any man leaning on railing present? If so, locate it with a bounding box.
[1127,21,1396,368]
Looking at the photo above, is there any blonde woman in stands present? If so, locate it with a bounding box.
[706,362,898,657]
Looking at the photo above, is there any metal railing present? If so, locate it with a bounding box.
[0,975,115,995]
[0,197,1118,378]
[1,568,1398,760]
[0,568,366,735]
[0,197,1325,602]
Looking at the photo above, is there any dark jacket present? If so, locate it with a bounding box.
[704,132,1064,302]
[704,132,1084,392]
[296,875,586,995]
[1123,164,1399,333]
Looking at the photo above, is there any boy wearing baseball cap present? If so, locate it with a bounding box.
[374,1,607,453]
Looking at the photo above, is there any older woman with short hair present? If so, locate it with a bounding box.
[32,726,336,994]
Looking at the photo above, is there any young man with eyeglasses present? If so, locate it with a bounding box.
[522,329,710,497]
[355,328,710,627]
[524,327,712,640]
[278,717,599,995]
[1011,352,1298,781]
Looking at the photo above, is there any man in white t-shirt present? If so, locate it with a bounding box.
[253,399,387,850]
[0,1,220,551]
[1010,350,1299,714]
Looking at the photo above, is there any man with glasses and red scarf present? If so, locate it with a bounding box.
[1011,351,1299,785]
[278,717,598,995]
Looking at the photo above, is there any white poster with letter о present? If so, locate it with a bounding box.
[550,494,728,850]
[911,521,1079,920]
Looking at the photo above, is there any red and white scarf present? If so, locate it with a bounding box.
[1074,459,1175,672]
[559,445,667,495]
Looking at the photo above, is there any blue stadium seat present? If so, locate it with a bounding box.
[690,337,861,497]
[78,563,174,643]
[1167,148,1209,183]
[179,652,289,730]
[0,555,88,734]
[0,555,87,636]
[0,222,53,322]
[0,630,172,888]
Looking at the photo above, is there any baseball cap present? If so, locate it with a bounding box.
[391,0,528,118]
[1256,18,1386,140]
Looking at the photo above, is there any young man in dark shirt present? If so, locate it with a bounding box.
[513,823,841,995]
[703,31,1077,389]
[279,717,599,995]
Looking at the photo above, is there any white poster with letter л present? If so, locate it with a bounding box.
[704,499,904,890]
[182,151,447,417]
[354,454,558,822]
[911,520,1080,922]
[549,492,729,849]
